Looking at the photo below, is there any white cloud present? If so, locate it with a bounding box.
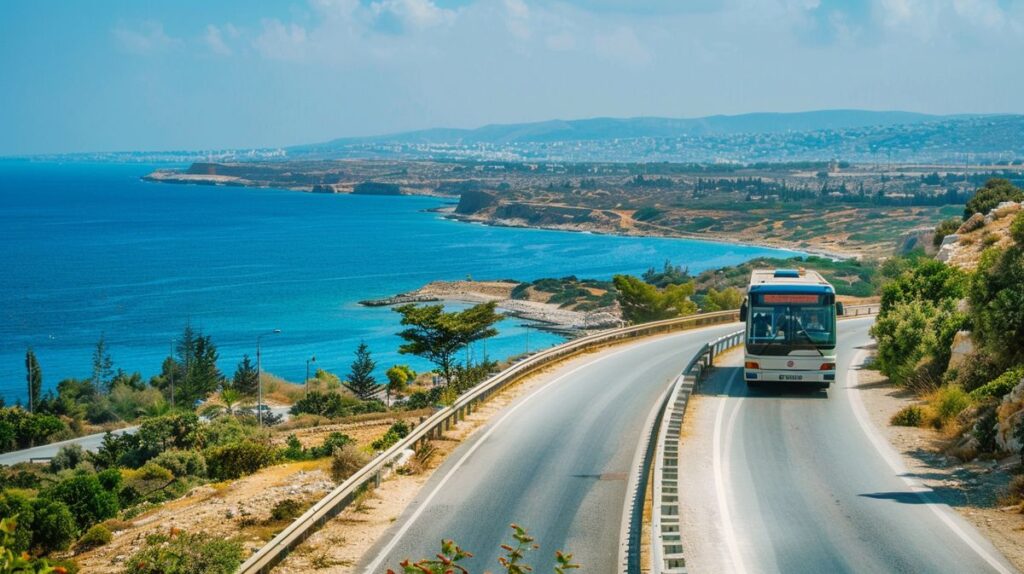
[369,0,456,32]
[253,19,309,61]
[113,21,181,54]
[203,24,234,56]
[593,26,651,67]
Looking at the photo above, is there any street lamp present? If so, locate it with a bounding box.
[256,329,281,425]
[305,355,316,397]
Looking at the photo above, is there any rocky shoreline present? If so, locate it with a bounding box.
[360,280,623,335]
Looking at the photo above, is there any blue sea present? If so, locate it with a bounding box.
[0,162,801,403]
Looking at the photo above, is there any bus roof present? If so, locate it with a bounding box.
[748,268,833,292]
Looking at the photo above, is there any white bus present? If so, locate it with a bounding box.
[739,268,844,389]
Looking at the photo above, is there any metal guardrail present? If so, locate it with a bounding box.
[238,309,741,574]
[646,303,879,573]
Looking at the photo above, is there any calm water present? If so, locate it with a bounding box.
[0,162,800,403]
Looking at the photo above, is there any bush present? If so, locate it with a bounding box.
[969,366,1024,400]
[96,468,123,493]
[928,386,971,429]
[44,474,119,531]
[933,217,962,248]
[76,524,112,551]
[870,299,966,387]
[151,450,207,479]
[204,416,261,448]
[1003,475,1024,506]
[123,463,175,501]
[205,440,277,481]
[50,444,87,473]
[30,498,77,553]
[269,499,303,522]
[371,421,411,451]
[123,531,243,574]
[890,405,924,427]
[970,245,1024,367]
[973,407,999,453]
[309,432,354,459]
[330,445,369,483]
[879,258,967,313]
[964,178,1024,218]
[1012,210,1024,245]
[0,516,63,574]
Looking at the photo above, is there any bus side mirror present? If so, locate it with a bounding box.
[739,302,748,321]
[836,302,845,316]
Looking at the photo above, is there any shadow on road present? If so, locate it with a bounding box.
[696,366,829,399]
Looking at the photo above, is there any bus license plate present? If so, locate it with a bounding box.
[780,374,803,381]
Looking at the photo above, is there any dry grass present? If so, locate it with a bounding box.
[262,373,307,404]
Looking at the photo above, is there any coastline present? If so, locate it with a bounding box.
[141,170,852,261]
[360,280,623,335]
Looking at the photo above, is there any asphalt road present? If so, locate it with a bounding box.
[0,406,291,466]
[360,322,745,573]
[677,317,1018,574]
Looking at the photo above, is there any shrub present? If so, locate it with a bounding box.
[973,407,999,453]
[50,444,87,473]
[123,531,243,574]
[151,450,207,478]
[1012,210,1024,245]
[371,421,411,451]
[30,498,77,553]
[1002,475,1024,506]
[269,499,303,522]
[890,405,924,427]
[205,440,277,481]
[969,245,1024,367]
[964,178,1024,218]
[204,416,261,448]
[928,386,971,429]
[76,524,112,551]
[870,299,966,386]
[96,468,123,493]
[330,445,369,483]
[933,217,962,248]
[137,411,205,452]
[0,516,62,574]
[969,366,1024,400]
[123,463,175,501]
[309,432,354,459]
[43,474,119,531]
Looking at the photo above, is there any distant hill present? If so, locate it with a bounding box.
[290,111,1024,164]
[299,110,956,148]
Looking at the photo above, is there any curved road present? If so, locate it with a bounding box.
[360,322,744,573]
[677,317,1018,574]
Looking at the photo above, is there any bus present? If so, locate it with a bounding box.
[739,268,844,389]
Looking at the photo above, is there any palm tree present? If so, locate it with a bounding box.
[200,388,250,419]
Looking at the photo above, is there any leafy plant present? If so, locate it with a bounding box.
[204,440,277,481]
[0,516,63,574]
[122,530,242,574]
[890,405,924,427]
[76,524,112,551]
[387,525,578,574]
[330,445,369,483]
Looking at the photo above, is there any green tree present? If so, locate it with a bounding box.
[969,243,1024,368]
[703,287,743,312]
[394,302,501,390]
[964,178,1024,218]
[231,355,258,396]
[24,349,41,413]
[165,324,224,407]
[386,365,413,404]
[29,498,77,553]
[43,474,119,531]
[879,258,966,313]
[345,343,378,400]
[613,274,697,324]
[91,334,115,393]
[870,298,966,386]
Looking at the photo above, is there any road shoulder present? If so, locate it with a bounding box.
[851,353,1024,572]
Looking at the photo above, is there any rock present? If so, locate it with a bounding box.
[455,189,498,214]
[947,330,975,371]
[311,184,337,194]
[936,234,960,263]
[993,201,1022,219]
[898,226,935,255]
[958,212,986,234]
[995,377,1024,452]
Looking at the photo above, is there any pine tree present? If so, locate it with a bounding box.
[232,355,259,396]
[345,342,378,400]
[91,334,115,393]
[25,348,42,413]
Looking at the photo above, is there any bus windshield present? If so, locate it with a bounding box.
[746,293,836,355]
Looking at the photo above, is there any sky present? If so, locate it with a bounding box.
[2,0,1024,155]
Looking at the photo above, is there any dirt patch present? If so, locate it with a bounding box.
[854,365,1024,570]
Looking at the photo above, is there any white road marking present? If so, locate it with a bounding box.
[845,349,1015,574]
[363,330,727,572]
[712,368,748,574]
